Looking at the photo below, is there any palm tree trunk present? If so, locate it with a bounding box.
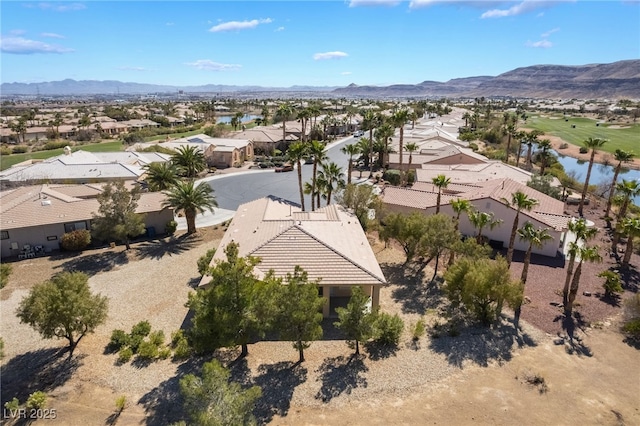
[297,161,305,211]
[516,141,523,167]
[565,261,583,315]
[186,210,197,234]
[436,191,441,214]
[298,344,305,363]
[562,253,576,307]
[604,164,621,218]
[241,343,248,358]
[399,127,404,168]
[368,129,374,178]
[347,155,353,185]
[311,163,318,211]
[505,133,512,164]
[623,235,634,266]
[507,211,520,266]
[355,339,360,356]
[578,151,596,217]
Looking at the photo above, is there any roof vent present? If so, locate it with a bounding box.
[41,200,52,206]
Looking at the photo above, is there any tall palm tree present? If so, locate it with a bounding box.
[163,181,218,234]
[468,210,502,244]
[514,222,552,327]
[287,142,309,211]
[514,131,527,168]
[143,162,178,192]
[172,145,206,179]
[432,174,451,213]
[297,108,311,142]
[562,218,598,306]
[277,103,293,145]
[578,137,607,217]
[448,199,471,266]
[318,162,345,206]
[405,142,419,184]
[524,130,543,170]
[260,105,271,125]
[620,216,640,267]
[360,109,378,176]
[565,245,602,315]
[341,143,359,185]
[604,149,635,218]
[375,123,394,169]
[391,108,409,169]
[309,140,327,211]
[536,139,553,176]
[504,191,539,266]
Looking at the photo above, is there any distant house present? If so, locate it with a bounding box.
[382,178,572,257]
[0,183,174,258]
[388,144,486,170]
[200,196,387,317]
[415,161,549,186]
[231,124,298,155]
[0,148,171,186]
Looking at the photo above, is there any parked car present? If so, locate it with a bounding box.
[275,164,294,172]
[353,130,364,137]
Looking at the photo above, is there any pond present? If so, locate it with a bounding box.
[216,114,262,124]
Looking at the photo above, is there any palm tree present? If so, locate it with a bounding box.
[504,191,539,266]
[604,149,635,218]
[309,140,327,211]
[432,174,451,214]
[536,139,553,176]
[504,121,517,164]
[297,107,311,142]
[514,131,527,168]
[260,105,271,125]
[277,103,293,145]
[375,123,394,169]
[578,137,607,217]
[341,143,359,185]
[562,218,598,306]
[172,145,206,179]
[143,162,178,192]
[524,130,543,170]
[163,181,218,234]
[287,142,308,211]
[468,210,502,244]
[462,111,471,128]
[615,179,640,221]
[361,109,378,176]
[318,162,345,206]
[620,217,640,267]
[405,142,419,184]
[391,108,409,169]
[565,245,602,315]
[448,199,471,266]
[515,222,552,327]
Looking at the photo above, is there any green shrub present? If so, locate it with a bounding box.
[11,145,29,154]
[42,140,69,151]
[373,312,404,346]
[412,318,426,341]
[622,319,640,337]
[26,391,47,410]
[0,146,11,156]
[173,338,191,360]
[137,340,159,360]
[129,334,144,353]
[131,320,151,337]
[383,169,401,186]
[115,395,126,413]
[158,347,172,359]
[109,329,130,350]
[468,142,479,151]
[60,229,91,251]
[149,330,165,347]
[165,220,177,236]
[1,263,12,289]
[118,347,133,363]
[579,147,588,154]
[197,248,216,276]
[559,142,569,149]
[0,337,4,359]
[4,397,20,411]
[598,270,623,297]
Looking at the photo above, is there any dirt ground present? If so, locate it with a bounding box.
[1,228,639,426]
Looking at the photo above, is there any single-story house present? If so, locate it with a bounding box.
[200,196,387,317]
[231,126,297,154]
[388,144,487,170]
[382,178,572,257]
[415,161,547,186]
[0,183,174,258]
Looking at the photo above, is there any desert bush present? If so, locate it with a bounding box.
[131,320,152,338]
[4,398,20,411]
[598,270,623,297]
[412,318,425,341]
[115,395,127,412]
[579,147,588,154]
[0,146,11,155]
[137,340,159,360]
[197,248,216,276]
[42,140,69,151]
[11,145,29,154]
[0,337,4,359]
[26,391,47,409]
[165,220,177,236]
[118,347,133,363]
[383,169,401,186]
[468,142,479,151]
[60,229,91,251]
[159,347,172,359]
[172,336,191,360]
[559,142,569,149]
[1,263,12,289]
[373,312,404,346]
[149,330,165,347]
[109,329,130,351]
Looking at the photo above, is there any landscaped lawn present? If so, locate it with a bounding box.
[1,140,125,171]
[525,114,640,154]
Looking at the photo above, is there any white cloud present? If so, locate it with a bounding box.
[26,3,87,12]
[481,0,574,18]
[275,26,285,32]
[410,1,504,9]
[341,71,353,75]
[526,39,553,48]
[40,32,65,39]
[117,66,148,71]
[349,0,401,6]
[10,29,26,35]
[185,59,242,71]
[0,36,74,54]
[541,27,560,38]
[313,51,349,60]
[209,18,273,32]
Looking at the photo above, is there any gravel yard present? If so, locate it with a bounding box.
[0,217,637,425]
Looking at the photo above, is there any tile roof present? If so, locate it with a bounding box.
[205,196,386,287]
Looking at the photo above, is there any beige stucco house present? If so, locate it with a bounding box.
[382,178,572,257]
[200,196,387,317]
[0,183,173,258]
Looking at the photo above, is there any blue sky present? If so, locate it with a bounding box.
[1,1,638,87]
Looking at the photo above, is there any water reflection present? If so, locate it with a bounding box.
[216,114,261,124]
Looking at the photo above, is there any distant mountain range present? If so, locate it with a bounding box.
[2,60,639,99]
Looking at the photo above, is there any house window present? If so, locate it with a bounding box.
[0,231,8,240]
[47,236,58,241]
[64,221,88,233]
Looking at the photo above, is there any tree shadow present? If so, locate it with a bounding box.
[54,250,129,276]
[596,292,622,307]
[315,355,368,403]
[428,319,537,368]
[619,265,640,293]
[508,249,566,268]
[253,361,307,424]
[134,234,203,261]
[0,347,83,406]
[622,335,640,350]
[552,312,593,357]
[384,263,444,314]
[364,341,399,360]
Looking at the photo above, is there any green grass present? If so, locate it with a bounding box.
[146,128,205,142]
[525,115,640,154]
[1,140,125,171]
